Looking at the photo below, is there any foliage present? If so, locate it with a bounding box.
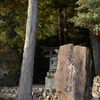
[0,44,21,86]
[0,0,59,52]
[0,0,28,53]
[69,0,100,31]
[37,0,58,41]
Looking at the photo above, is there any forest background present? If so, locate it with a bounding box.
[0,0,97,86]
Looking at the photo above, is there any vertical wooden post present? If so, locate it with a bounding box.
[49,51,53,69]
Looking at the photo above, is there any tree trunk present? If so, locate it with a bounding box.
[58,8,64,46]
[90,31,100,75]
[64,8,69,44]
[17,0,38,100]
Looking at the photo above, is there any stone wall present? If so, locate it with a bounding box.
[92,76,100,100]
[0,87,58,100]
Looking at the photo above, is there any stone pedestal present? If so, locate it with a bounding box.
[45,70,56,89]
[55,44,92,100]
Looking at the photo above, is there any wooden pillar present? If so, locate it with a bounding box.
[49,51,53,69]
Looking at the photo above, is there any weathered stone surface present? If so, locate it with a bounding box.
[55,44,91,100]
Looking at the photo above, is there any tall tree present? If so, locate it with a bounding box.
[70,0,100,75]
[17,0,38,100]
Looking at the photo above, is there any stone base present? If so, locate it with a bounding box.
[45,77,55,89]
[45,69,56,89]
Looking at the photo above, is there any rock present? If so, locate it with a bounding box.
[47,95,50,99]
[5,89,9,93]
[34,89,39,94]
[48,93,53,97]
[92,86,98,92]
[94,83,100,87]
[32,88,36,92]
[10,89,14,93]
[15,90,18,94]
[53,95,58,99]
[39,96,43,100]
[43,91,47,98]
[39,88,43,93]
[1,89,5,93]
[50,97,53,100]
[93,77,97,83]
[32,89,36,95]
[37,92,42,97]
[92,98,99,100]
[92,76,100,99]
[7,93,12,97]
[12,88,16,92]
[12,94,17,97]
[99,87,100,92]
[55,44,91,100]
[33,94,38,100]
[92,91,99,98]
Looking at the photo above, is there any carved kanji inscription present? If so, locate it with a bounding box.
[55,44,91,100]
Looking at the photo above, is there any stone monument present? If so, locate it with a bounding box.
[55,44,92,100]
[41,46,59,68]
[45,49,59,89]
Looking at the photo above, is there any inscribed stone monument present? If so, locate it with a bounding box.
[55,44,92,100]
